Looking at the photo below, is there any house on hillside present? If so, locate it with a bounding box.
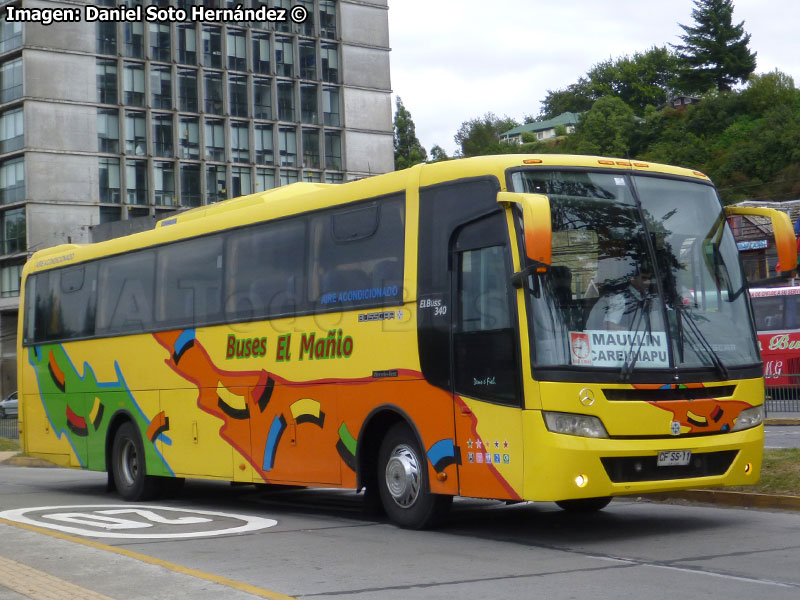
[500,112,579,145]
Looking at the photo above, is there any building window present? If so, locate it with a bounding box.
[150,23,171,62]
[325,130,341,170]
[206,164,226,203]
[279,126,297,167]
[98,157,120,203]
[180,163,201,207]
[274,0,292,33]
[321,43,338,83]
[303,171,322,183]
[0,58,23,103]
[178,69,198,112]
[0,157,23,204]
[255,124,274,165]
[151,66,172,110]
[126,160,148,205]
[229,74,248,118]
[179,116,200,159]
[96,22,117,56]
[280,169,298,186]
[96,59,118,105]
[227,29,247,71]
[202,26,222,69]
[230,121,250,163]
[278,81,295,121]
[124,111,146,156]
[299,40,316,80]
[205,119,225,161]
[177,23,197,65]
[323,86,340,126]
[275,37,294,77]
[320,1,336,40]
[231,166,251,197]
[154,162,175,206]
[0,108,23,153]
[255,168,275,192]
[297,0,315,36]
[302,128,320,169]
[97,108,119,153]
[300,83,318,124]
[123,22,144,58]
[123,62,145,107]
[252,33,270,75]
[204,71,223,114]
[152,114,173,158]
[1,207,25,254]
[0,18,22,53]
[1,263,22,297]
[253,78,272,120]
[325,172,343,184]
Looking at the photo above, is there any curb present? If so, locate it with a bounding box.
[764,418,800,425]
[645,489,800,510]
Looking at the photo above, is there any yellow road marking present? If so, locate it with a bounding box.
[0,555,116,600]
[0,518,297,600]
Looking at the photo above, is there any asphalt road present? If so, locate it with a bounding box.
[2,464,800,600]
[764,425,800,448]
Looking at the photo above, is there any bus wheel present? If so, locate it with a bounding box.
[378,423,451,529]
[555,497,612,512]
[112,422,161,501]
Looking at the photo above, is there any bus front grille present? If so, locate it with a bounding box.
[601,450,738,483]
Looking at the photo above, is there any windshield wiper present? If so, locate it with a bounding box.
[619,295,650,382]
[676,305,729,380]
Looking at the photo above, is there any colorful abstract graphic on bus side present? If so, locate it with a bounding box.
[26,344,172,473]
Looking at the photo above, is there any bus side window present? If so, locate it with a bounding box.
[96,250,156,335]
[309,195,405,309]
[751,296,784,331]
[786,296,800,330]
[156,234,223,327]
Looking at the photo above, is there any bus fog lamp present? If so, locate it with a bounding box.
[543,411,609,438]
[731,406,764,432]
[575,474,588,488]
[744,462,752,474]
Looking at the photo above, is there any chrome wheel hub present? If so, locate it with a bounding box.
[119,439,139,487]
[385,444,421,508]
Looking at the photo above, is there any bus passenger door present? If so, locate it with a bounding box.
[450,215,525,500]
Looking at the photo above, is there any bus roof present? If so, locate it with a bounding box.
[23,154,711,277]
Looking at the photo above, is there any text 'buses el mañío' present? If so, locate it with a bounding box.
[17,155,796,528]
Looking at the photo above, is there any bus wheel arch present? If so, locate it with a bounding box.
[358,410,451,529]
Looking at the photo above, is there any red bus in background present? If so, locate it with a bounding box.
[750,286,800,386]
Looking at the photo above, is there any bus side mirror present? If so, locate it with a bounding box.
[724,206,798,274]
[497,192,552,267]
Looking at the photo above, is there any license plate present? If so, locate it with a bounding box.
[657,450,692,467]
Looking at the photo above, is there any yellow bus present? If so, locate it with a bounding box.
[17,155,796,529]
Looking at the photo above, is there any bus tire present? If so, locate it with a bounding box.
[377,423,451,529]
[111,422,161,501]
[555,496,612,512]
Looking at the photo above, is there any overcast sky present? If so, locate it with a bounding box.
[387,0,800,156]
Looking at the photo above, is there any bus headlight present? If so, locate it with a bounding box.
[731,405,764,432]
[543,411,609,438]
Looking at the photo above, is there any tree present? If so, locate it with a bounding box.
[540,47,681,118]
[573,96,637,157]
[672,0,757,93]
[393,97,427,170]
[429,144,449,162]
[453,113,519,157]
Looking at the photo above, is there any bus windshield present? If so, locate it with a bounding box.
[510,169,759,376]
